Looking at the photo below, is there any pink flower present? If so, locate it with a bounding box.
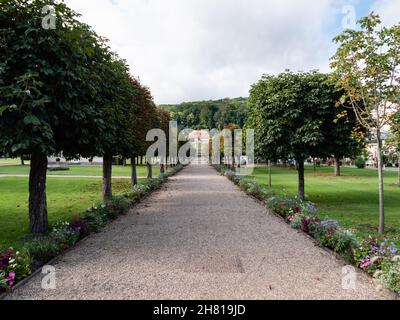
[7,272,15,288]
[287,215,295,222]
[359,257,371,270]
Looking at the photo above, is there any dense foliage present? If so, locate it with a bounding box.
[245,71,363,199]
[0,0,161,232]
[160,97,248,129]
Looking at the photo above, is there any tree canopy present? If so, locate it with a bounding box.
[160,97,248,130]
[245,71,363,199]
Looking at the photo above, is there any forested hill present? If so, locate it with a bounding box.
[159,97,248,130]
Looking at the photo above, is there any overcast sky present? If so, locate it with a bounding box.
[64,0,400,104]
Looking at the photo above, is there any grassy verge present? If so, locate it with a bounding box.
[247,165,400,243]
[0,177,146,250]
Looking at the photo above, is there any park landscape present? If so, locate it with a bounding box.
[1,0,400,300]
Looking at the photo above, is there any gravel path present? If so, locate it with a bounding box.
[3,165,394,300]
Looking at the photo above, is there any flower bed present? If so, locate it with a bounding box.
[214,165,400,295]
[0,164,184,293]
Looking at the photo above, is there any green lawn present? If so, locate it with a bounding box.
[0,164,159,177]
[0,177,146,251]
[248,165,400,242]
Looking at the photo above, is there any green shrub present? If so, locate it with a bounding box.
[377,258,400,293]
[82,206,108,233]
[354,157,366,169]
[24,237,60,268]
[105,196,130,219]
[50,222,80,251]
[268,196,301,218]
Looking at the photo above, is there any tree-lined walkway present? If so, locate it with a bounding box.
[3,165,393,299]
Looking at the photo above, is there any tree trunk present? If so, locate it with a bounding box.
[102,153,113,200]
[268,160,272,187]
[29,152,48,234]
[21,156,25,166]
[376,131,385,234]
[160,164,165,174]
[131,157,138,187]
[333,156,341,177]
[122,158,127,166]
[140,156,143,165]
[297,158,305,201]
[147,162,153,179]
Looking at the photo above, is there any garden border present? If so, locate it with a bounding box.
[0,164,186,300]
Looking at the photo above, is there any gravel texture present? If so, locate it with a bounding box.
[3,165,395,300]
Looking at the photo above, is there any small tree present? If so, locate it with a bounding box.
[330,13,400,234]
[247,71,362,200]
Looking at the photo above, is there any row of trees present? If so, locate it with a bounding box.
[246,14,400,234]
[0,0,166,234]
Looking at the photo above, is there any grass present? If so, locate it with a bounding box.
[0,176,146,251]
[247,165,400,242]
[0,164,159,177]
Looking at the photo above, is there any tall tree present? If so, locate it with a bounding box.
[129,77,159,181]
[96,57,137,200]
[0,0,108,233]
[330,13,400,234]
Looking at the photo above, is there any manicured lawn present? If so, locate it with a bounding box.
[0,177,145,250]
[0,158,29,165]
[0,164,159,177]
[248,165,400,242]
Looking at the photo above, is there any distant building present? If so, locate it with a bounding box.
[47,153,103,165]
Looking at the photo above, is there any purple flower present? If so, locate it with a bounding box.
[0,249,13,270]
[7,272,15,288]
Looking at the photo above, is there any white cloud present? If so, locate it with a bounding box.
[371,0,400,27]
[63,0,361,104]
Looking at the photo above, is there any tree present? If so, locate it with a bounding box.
[156,108,171,173]
[330,13,400,234]
[319,91,367,177]
[128,78,159,180]
[246,71,362,200]
[96,56,137,200]
[0,0,108,233]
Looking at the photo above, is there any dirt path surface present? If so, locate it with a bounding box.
[3,165,394,300]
